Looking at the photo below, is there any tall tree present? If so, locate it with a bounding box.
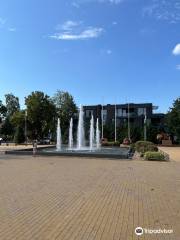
[52,90,77,141]
[14,125,25,144]
[0,117,14,140]
[166,97,180,142]
[0,100,7,123]
[11,110,25,128]
[25,91,56,139]
[5,93,20,116]
[11,110,26,143]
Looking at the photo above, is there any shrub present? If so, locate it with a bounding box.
[113,141,121,146]
[130,143,136,151]
[135,141,158,154]
[144,152,165,161]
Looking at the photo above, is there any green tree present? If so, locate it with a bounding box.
[103,124,115,141]
[146,124,164,143]
[117,125,143,143]
[5,93,20,116]
[166,97,180,142]
[25,91,56,139]
[14,125,25,144]
[0,99,14,140]
[0,100,7,123]
[11,110,25,128]
[52,90,77,142]
[0,117,14,140]
[10,110,26,143]
[130,126,143,142]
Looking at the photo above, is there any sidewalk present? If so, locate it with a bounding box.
[159,146,180,162]
[0,155,180,239]
[0,144,52,153]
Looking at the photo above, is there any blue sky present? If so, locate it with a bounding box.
[0,0,180,113]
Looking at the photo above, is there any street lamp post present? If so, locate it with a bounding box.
[128,103,130,141]
[144,108,147,141]
[101,104,104,139]
[25,110,27,145]
[115,103,117,142]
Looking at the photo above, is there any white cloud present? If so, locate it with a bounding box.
[112,21,118,25]
[0,17,6,27]
[172,44,180,55]
[100,49,112,55]
[99,0,123,3]
[139,28,156,36]
[143,0,180,23]
[8,27,16,32]
[73,0,124,5]
[176,64,180,70]
[50,21,104,40]
[56,20,81,31]
[72,2,80,8]
[51,27,103,40]
[0,17,16,32]
[106,49,112,54]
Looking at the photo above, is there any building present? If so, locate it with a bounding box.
[83,103,165,129]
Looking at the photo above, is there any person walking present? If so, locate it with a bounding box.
[33,140,38,157]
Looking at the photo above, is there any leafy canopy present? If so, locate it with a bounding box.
[5,93,20,116]
[25,91,56,139]
[166,97,180,141]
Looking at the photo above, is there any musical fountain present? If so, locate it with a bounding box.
[56,118,61,151]
[68,118,73,150]
[55,105,100,152]
[45,105,130,158]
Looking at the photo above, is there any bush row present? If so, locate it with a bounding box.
[144,152,165,161]
[132,141,166,161]
[135,141,158,153]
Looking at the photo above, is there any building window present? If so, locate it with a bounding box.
[117,109,127,117]
[85,110,93,118]
[122,109,127,117]
[117,109,123,117]
[101,109,107,123]
[138,108,146,116]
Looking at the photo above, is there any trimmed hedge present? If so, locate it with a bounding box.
[135,141,158,154]
[144,152,165,161]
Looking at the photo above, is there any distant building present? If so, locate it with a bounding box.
[83,103,165,129]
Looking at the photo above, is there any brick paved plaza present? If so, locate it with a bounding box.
[0,154,180,240]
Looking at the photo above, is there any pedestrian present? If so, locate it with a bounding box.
[33,140,38,157]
